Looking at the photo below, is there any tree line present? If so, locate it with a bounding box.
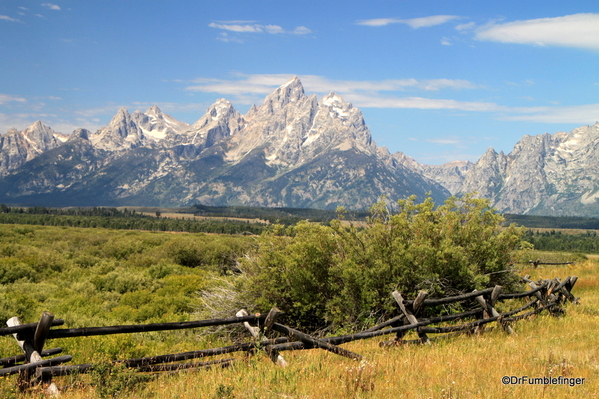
[190,203,369,225]
[522,230,599,253]
[0,205,266,235]
[504,213,599,229]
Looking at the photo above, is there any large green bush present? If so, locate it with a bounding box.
[239,195,527,331]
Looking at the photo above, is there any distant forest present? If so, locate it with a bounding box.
[3,204,599,253]
[521,230,599,253]
[0,205,266,235]
[189,204,369,225]
[0,204,366,235]
[503,213,599,230]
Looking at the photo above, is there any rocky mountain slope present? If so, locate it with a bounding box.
[420,123,599,216]
[3,76,598,216]
[0,77,448,209]
[0,121,68,175]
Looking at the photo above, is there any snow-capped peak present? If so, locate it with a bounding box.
[208,99,234,120]
[130,105,190,141]
[321,92,352,120]
[261,76,306,112]
[282,75,302,88]
[321,92,345,107]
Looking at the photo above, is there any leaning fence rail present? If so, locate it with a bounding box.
[1,275,579,396]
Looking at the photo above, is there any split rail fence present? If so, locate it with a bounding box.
[0,275,579,395]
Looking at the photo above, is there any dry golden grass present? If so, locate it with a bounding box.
[14,261,599,398]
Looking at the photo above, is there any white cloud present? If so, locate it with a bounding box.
[41,3,61,11]
[208,22,262,33]
[129,101,213,115]
[186,74,480,99]
[504,79,535,87]
[475,13,599,51]
[424,136,468,149]
[357,18,402,27]
[403,15,460,29]
[216,33,244,43]
[292,26,311,35]
[185,74,495,113]
[264,25,285,34]
[421,79,479,91]
[344,94,503,112]
[183,74,599,126]
[0,15,22,22]
[501,103,599,124]
[357,15,459,29]
[0,94,26,104]
[426,138,462,145]
[208,22,311,35]
[455,22,476,32]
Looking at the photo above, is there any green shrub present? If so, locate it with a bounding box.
[74,254,101,268]
[0,260,38,284]
[167,238,206,267]
[101,237,145,260]
[92,270,158,294]
[0,243,18,257]
[159,274,206,295]
[166,236,253,271]
[239,195,527,331]
[147,262,180,279]
[0,291,41,321]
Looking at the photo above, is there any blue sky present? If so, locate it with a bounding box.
[1,1,598,165]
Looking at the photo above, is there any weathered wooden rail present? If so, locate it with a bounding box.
[1,275,579,396]
[529,259,575,268]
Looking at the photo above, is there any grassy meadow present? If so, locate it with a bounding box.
[0,223,597,398]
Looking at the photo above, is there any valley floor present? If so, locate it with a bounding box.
[4,260,598,399]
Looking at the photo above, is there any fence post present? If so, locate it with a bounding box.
[236,309,288,367]
[412,290,428,315]
[33,312,54,354]
[270,323,363,361]
[490,286,502,307]
[529,281,555,314]
[392,291,430,344]
[474,288,513,335]
[564,276,579,304]
[7,315,60,396]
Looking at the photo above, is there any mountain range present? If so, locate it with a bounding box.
[1,76,598,216]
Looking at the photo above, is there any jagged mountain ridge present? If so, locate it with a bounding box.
[420,123,599,216]
[0,77,449,209]
[3,76,598,215]
[0,121,68,174]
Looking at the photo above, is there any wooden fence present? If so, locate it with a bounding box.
[1,275,579,396]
